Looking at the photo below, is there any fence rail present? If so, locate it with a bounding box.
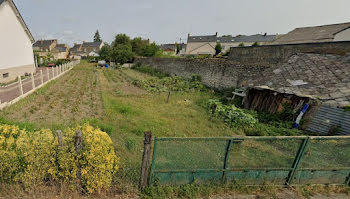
[148,136,350,186]
[0,61,80,110]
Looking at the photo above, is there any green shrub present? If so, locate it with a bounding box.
[0,124,119,194]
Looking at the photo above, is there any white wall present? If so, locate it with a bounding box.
[334,28,350,41]
[0,1,35,70]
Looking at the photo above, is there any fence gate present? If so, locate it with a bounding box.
[148,136,350,186]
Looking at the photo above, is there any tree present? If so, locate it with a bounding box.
[131,37,149,56]
[111,34,134,64]
[176,43,181,54]
[141,42,161,57]
[94,30,102,42]
[111,44,134,64]
[215,43,222,55]
[99,44,112,61]
[238,43,245,47]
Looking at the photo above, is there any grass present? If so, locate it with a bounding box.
[0,62,348,198]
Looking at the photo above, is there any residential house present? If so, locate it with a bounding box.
[33,39,57,52]
[219,34,277,52]
[185,33,218,55]
[185,33,277,55]
[273,22,350,44]
[51,44,70,60]
[81,41,104,55]
[70,43,83,59]
[160,44,177,55]
[0,0,35,83]
[70,41,104,59]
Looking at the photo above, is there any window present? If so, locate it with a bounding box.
[3,73,9,78]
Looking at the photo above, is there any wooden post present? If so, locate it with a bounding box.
[51,67,54,78]
[40,70,44,84]
[31,72,35,89]
[18,75,23,96]
[75,130,83,192]
[139,132,153,190]
[56,130,63,147]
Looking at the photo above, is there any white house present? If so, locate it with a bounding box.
[0,0,35,83]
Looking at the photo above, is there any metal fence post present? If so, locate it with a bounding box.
[31,72,35,89]
[286,137,310,185]
[40,70,44,84]
[222,139,233,182]
[346,173,350,186]
[18,75,23,96]
[139,132,153,190]
[149,137,158,186]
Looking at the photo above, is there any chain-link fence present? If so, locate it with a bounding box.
[149,136,350,186]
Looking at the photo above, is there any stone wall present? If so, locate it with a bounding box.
[229,41,350,66]
[134,57,265,89]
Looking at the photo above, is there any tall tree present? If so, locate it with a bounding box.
[94,30,102,42]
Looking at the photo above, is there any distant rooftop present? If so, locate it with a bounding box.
[33,40,56,48]
[82,41,103,48]
[187,34,217,43]
[273,22,350,44]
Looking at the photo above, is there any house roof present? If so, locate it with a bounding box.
[82,41,103,48]
[1,0,35,43]
[273,22,350,44]
[160,44,176,51]
[70,44,82,52]
[231,34,277,43]
[53,47,67,52]
[188,35,217,43]
[33,40,56,48]
[248,53,350,107]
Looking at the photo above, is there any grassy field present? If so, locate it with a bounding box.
[1,62,349,198]
[0,62,235,195]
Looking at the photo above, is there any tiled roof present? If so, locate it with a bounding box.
[188,35,217,43]
[273,22,350,44]
[53,47,67,52]
[249,53,350,107]
[160,44,176,51]
[231,34,277,43]
[70,44,82,52]
[82,41,102,48]
[33,40,56,48]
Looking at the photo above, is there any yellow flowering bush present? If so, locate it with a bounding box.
[0,125,23,182]
[0,123,119,194]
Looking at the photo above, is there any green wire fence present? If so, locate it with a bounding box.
[146,136,350,186]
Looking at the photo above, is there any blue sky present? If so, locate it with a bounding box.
[14,0,350,46]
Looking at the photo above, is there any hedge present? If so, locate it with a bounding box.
[0,124,119,194]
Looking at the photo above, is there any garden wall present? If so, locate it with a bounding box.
[134,57,265,89]
[229,41,350,66]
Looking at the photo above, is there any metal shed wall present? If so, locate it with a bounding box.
[307,105,350,135]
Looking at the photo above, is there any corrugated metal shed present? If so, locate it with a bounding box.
[307,105,350,135]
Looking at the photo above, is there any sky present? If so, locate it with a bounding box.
[13,0,350,47]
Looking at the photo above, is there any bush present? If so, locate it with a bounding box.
[0,124,119,194]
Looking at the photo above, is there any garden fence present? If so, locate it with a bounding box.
[147,136,350,186]
[0,61,80,110]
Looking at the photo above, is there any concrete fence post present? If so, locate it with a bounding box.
[52,67,54,78]
[18,75,23,96]
[47,68,50,80]
[40,70,44,84]
[31,72,35,89]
